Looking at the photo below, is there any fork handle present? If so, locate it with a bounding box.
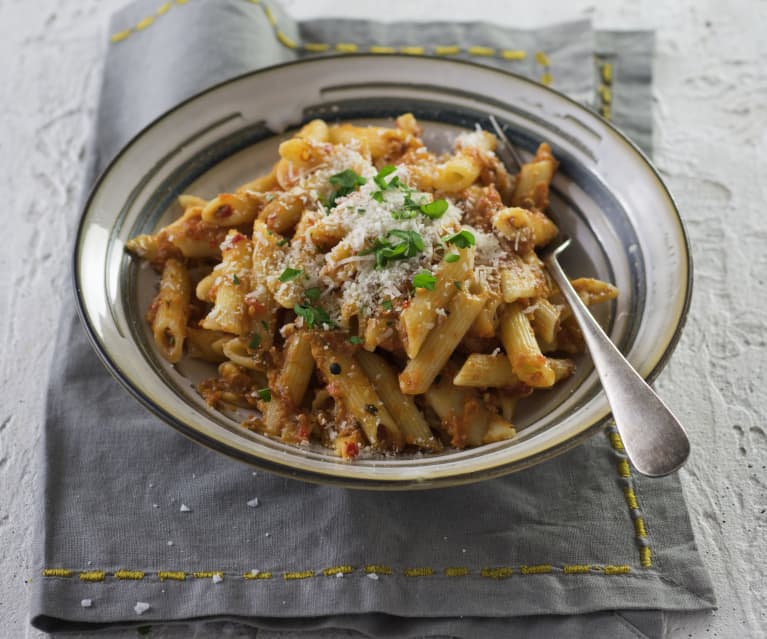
[543,253,690,477]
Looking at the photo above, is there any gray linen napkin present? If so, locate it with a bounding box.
[32,1,714,636]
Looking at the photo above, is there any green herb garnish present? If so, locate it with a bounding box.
[444,253,460,263]
[443,229,476,249]
[261,319,269,330]
[327,169,367,207]
[232,274,241,285]
[360,229,425,268]
[420,199,449,219]
[304,287,321,301]
[276,238,290,247]
[256,388,272,402]
[294,302,334,329]
[381,299,394,312]
[454,281,462,290]
[374,165,397,189]
[349,335,363,345]
[279,267,303,283]
[249,333,261,349]
[413,271,437,291]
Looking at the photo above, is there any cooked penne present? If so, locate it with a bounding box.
[127,114,617,459]
[201,192,262,227]
[433,154,482,192]
[400,247,474,358]
[511,142,558,210]
[357,350,442,451]
[199,230,253,334]
[453,353,521,389]
[532,298,562,344]
[500,302,556,388]
[400,291,487,395]
[259,331,315,436]
[311,336,403,451]
[424,373,515,447]
[147,258,191,363]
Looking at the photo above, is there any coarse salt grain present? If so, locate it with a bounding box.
[134,602,150,615]
[246,498,260,508]
[212,574,223,584]
[80,599,92,608]
[180,504,191,512]
[167,541,174,546]
[249,569,260,577]
[335,572,344,578]
[366,573,379,581]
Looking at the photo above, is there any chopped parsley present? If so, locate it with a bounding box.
[374,165,398,189]
[443,229,476,249]
[327,169,366,207]
[248,333,261,349]
[454,281,462,290]
[349,335,363,345]
[256,388,272,402]
[419,198,448,219]
[444,253,460,263]
[232,274,241,285]
[261,319,269,330]
[279,267,303,283]
[413,271,437,291]
[304,286,321,301]
[381,299,394,312]
[276,237,290,247]
[360,229,425,268]
[294,302,334,328]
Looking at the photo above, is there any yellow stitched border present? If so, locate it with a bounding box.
[596,58,613,120]
[115,570,145,580]
[481,567,513,580]
[79,571,106,582]
[606,427,653,568]
[42,563,639,581]
[107,0,550,85]
[323,565,354,576]
[284,570,314,580]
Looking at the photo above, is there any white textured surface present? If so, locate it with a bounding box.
[1,1,765,638]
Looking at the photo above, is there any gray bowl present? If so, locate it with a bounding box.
[74,55,691,489]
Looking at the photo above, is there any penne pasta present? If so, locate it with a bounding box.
[400,291,487,395]
[147,258,191,363]
[126,114,617,459]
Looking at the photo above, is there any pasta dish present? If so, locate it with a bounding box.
[126,115,616,459]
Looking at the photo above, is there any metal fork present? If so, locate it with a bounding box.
[489,115,690,477]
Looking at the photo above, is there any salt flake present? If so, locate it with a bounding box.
[180,504,191,512]
[134,601,150,615]
[366,573,379,581]
[80,599,92,608]
[212,574,223,584]
[246,498,260,508]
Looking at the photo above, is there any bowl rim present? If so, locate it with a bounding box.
[73,53,693,489]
